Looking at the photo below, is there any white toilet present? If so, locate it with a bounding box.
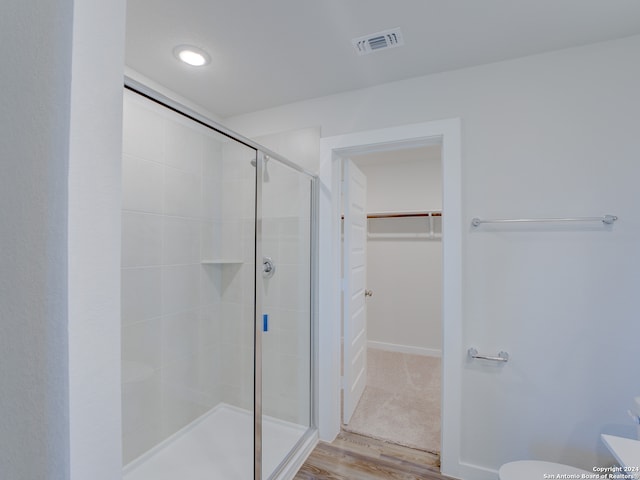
[499,460,592,479]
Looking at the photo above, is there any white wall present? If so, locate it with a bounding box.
[226,35,640,476]
[1,1,126,479]
[353,147,442,355]
[68,1,126,478]
[0,1,73,478]
[353,147,442,213]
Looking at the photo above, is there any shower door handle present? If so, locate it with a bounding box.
[263,256,276,278]
[365,289,373,297]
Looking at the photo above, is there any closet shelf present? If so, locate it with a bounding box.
[366,210,441,219]
[341,210,442,220]
[365,210,442,240]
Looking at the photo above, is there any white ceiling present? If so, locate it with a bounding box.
[125,0,640,118]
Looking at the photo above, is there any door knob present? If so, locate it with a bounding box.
[365,289,373,297]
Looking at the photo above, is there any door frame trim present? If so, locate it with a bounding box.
[317,119,462,478]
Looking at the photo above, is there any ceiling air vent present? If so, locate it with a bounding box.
[352,27,404,56]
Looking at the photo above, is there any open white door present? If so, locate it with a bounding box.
[342,159,367,425]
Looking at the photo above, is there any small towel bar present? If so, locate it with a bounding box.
[468,347,509,363]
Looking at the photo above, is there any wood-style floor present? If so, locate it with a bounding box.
[294,431,454,480]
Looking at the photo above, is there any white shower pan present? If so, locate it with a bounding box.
[123,404,309,480]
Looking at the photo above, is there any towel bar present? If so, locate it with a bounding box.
[471,215,617,227]
[468,347,509,363]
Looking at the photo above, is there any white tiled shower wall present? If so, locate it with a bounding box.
[216,140,256,412]
[121,91,312,465]
[121,90,228,463]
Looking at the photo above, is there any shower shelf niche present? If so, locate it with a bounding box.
[201,259,244,265]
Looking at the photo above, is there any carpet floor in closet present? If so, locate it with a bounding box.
[344,348,441,453]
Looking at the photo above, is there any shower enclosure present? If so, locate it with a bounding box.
[120,81,316,480]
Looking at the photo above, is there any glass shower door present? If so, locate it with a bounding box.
[121,86,258,480]
[256,154,313,479]
[122,84,316,480]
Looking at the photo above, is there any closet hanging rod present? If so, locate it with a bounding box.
[340,211,442,220]
[367,211,442,219]
[471,214,617,227]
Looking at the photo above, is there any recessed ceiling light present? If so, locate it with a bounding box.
[173,45,210,67]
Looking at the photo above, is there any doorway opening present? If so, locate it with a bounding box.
[339,144,443,458]
[341,143,442,458]
[318,118,462,478]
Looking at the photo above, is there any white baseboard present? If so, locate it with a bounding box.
[454,461,499,480]
[440,461,499,480]
[368,340,442,357]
